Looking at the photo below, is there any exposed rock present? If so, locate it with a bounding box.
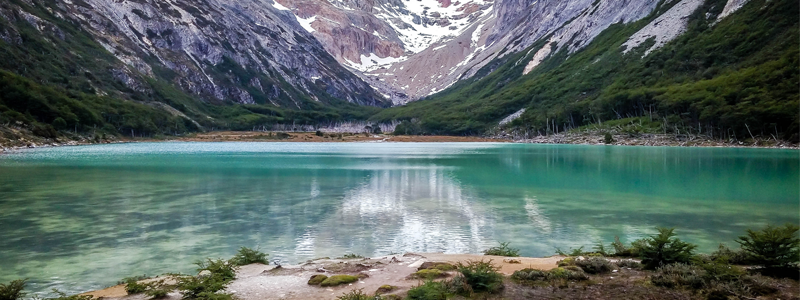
[622,0,705,57]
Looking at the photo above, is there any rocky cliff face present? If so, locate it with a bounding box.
[278,0,752,104]
[1,0,388,108]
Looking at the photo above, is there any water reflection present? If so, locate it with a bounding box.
[0,142,796,296]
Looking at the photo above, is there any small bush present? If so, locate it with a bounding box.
[145,287,170,299]
[650,263,705,289]
[574,257,615,274]
[336,289,370,300]
[593,241,611,256]
[709,244,752,265]
[320,275,359,287]
[547,267,589,281]
[456,260,503,293]
[410,269,446,280]
[736,224,799,268]
[177,275,231,300]
[178,259,238,300]
[640,227,697,269]
[0,279,26,300]
[511,268,548,281]
[483,242,520,257]
[124,278,149,294]
[315,130,324,137]
[229,247,269,266]
[604,132,614,144]
[406,280,448,300]
[338,253,364,259]
[307,274,328,285]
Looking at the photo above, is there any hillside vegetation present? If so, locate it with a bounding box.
[371,0,799,142]
[0,0,380,143]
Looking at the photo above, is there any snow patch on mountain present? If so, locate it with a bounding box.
[622,0,704,56]
[296,15,317,33]
[373,0,493,53]
[345,53,408,72]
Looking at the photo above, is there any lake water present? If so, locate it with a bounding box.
[0,142,797,295]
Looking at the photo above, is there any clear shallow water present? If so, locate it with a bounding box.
[0,142,797,295]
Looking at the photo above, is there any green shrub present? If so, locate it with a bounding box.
[338,253,364,259]
[196,259,237,281]
[307,274,328,285]
[455,260,503,293]
[0,279,26,300]
[546,267,588,281]
[593,241,610,256]
[650,263,705,289]
[320,275,359,287]
[315,130,324,137]
[177,259,238,300]
[709,244,752,265]
[124,278,149,294]
[640,227,697,269]
[409,269,446,280]
[145,287,170,299]
[229,247,269,266]
[511,268,548,281]
[406,280,448,300]
[736,224,800,268]
[177,275,231,300]
[483,242,520,257]
[574,257,615,274]
[336,289,371,300]
[604,132,614,144]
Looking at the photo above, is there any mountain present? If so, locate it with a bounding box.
[0,0,795,144]
[0,0,388,144]
[370,0,799,142]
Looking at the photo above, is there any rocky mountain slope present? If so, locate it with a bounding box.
[371,0,799,142]
[275,0,690,103]
[0,0,393,141]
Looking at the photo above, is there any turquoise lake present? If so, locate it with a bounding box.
[0,142,797,295]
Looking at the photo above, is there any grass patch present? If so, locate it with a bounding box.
[320,275,359,287]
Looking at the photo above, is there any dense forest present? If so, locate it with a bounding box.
[371,0,799,142]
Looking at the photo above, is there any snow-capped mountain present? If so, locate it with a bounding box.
[275,0,754,104]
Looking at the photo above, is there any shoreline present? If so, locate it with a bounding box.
[2,130,797,152]
[79,253,565,300]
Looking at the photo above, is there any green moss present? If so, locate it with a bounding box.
[319,275,359,287]
[375,285,396,294]
[307,274,328,285]
[419,262,457,271]
[410,269,447,280]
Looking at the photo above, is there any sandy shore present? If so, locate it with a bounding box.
[82,253,563,300]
